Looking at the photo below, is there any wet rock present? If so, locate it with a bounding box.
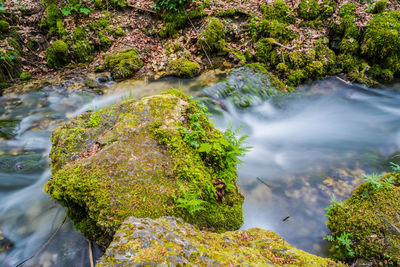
[97,216,342,266]
[97,75,110,83]
[326,171,400,265]
[45,90,244,248]
[84,78,100,89]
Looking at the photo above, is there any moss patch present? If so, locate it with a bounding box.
[45,40,69,70]
[167,58,200,78]
[103,48,143,80]
[198,17,227,54]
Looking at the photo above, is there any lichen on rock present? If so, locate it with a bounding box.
[326,171,400,265]
[97,216,342,266]
[45,90,244,248]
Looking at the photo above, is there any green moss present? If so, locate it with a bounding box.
[0,20,9,33]
[249,18,298,44]
[45,91,245,248]
[45,4,63,35]
[20,72,32,81]
[361,11,400,60]
[72,40,94,63]
[167,58,200,78]
[103,48,143,80]
[112,27,125,38]
[0,49,22,82]
[45,40,69,70]
[98,31,111,50]
[160,8,205,38]
[198,17,227,54]
[261,0,295,23]
[7,38,21,55]
[298,0,320,20]
[339,37,359,54]
[326,172,400,264]
[337,53,361,72]
[72,27,86,41]
[98,216,343,266]
[372,0,387,14]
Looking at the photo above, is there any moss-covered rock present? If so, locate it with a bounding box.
[103,48,143,80]
[0,119,20,140]
[198,17,227,54]
[372,0,387,14]
[167,58,200,78]
[0,152,47,174]
[45,90,245,248]
[45,4,64,36]
[45,40,69,70]
[72,40,94,63]
[261,0,295,23]
[326,171,400,265]
[20,72,32,81]
[0,49,22,83]
[361,11,400,62]
[98,216,343,266]
[0,20,10,33]
[298,0,320,20]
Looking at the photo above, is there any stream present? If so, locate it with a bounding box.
[1,68,400,266]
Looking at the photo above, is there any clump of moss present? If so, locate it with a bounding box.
[198,17,227,54]
[326,172,400,264]
[167,58,200,78]
[72,27,86,41]
[250,18,298,44]
[45,40,69,70]
[72,40,94,63]
[160,8,205,38]
[0,20,10,33]
[372,0,387,14]
[0,49,22,82]
[45,4,65,36]
[298,0,320,20]
[20,72,32,81]
[103,49,143,80]
[261,0,295,23]
[45,91,245,248]
[7,38,21,55]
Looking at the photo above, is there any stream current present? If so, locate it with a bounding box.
[1,68,399,266]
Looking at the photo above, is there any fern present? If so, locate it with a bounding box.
[390,161,400,172]
[357,173,383,190]
[176,183,208,215]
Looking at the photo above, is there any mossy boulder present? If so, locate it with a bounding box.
[45,40,69,70]
[0,49,22,82]
[20,72,32,81]
[45,4,64,36]
[167,58,200,78]
[361,11,400,78]
[261,0,295,23]
[298,0,320,20]
[45,90,244,248]
[98,216,342,266]
[198,17,227,54]
[0,20,10,33]
[326,171,400,265]
[72,40,94,63]
[103,48,143,80]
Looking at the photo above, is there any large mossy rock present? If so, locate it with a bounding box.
[326,171,400,265]
[45,90,244,248]
[98,216,342,266]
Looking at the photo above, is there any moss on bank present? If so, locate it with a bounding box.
[45,40,69,70]
[45,90,244,248]
[166,58,200,78]
[326,172,400,265]
[103,48,143,80]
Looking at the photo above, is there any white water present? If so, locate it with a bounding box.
[0,72,399,265]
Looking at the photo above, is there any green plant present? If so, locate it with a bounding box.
[324,194,343,218]
[390,162,400,172]
[86,112,101,127]
[61,0,91,16]
[324,232,355,257]
[154,0,190,11]
[175,182,208,215]
[357,172,383,190]
[0,2,5,14]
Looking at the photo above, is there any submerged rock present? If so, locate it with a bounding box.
[326,171,400,265]
[0,119,19,140]
[98,216,341,266]
[0,231,13,253]
[45,90,244,248]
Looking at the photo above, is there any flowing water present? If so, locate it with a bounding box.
[1,68,400,265]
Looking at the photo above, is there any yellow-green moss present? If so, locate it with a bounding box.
[326,172,400,264]
[20,72,32,81]
[250,18,298,44]
[0,49,22,82]
[0,20,9,33]
[98,216,343,266]
[198,17,227,54]
[261,0,295,23]
[372,0,387,14]
[167,58,200,78]
[45,4,64,36]
[45,40,69,70]
[45,91,245,248]
[72,40,94,63]
[298,0,320,20]
[103,49,143,80]
[72,26,86,41]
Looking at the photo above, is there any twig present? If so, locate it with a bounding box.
[88,240,94,267]
[16,216,67,267]
[256,177,272,189]
[126,3,156,14]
